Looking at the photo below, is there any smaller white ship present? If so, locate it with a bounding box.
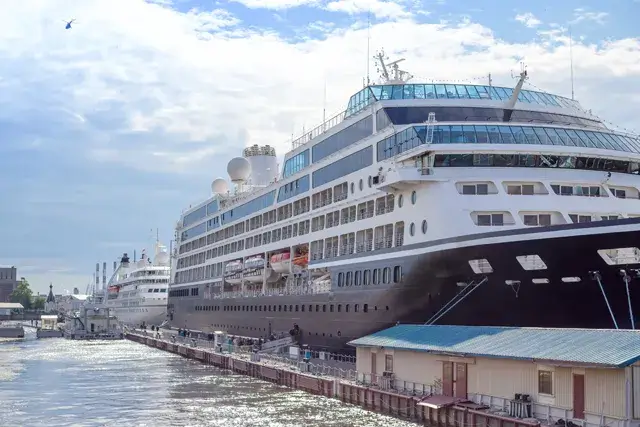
[102,240,171,327]
[63,305,122,340]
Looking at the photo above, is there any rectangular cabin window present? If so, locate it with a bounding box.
[613,189,626,199]
[538,370,553,395]
[477,213,503,226]
[524,214,551,226]
[462,184,488,195]
[569,214,592,223]
[601,215,619,221]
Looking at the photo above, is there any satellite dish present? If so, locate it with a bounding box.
[211,178,229,194]
[227,157,251,183]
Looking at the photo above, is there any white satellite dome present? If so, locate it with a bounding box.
[211,178,229,194]
[227,157,251,183]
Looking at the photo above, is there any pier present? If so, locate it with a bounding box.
[123,331,540,426]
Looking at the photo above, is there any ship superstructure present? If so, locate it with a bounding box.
[168,50,640,351]
[104,242,171,326]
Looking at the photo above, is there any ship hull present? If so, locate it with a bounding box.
[169,218,640,352]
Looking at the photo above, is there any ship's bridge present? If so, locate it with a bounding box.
[345,82,587,119]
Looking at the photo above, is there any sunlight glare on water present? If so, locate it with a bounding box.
[0,334,416,427]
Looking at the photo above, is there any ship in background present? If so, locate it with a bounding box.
[88,240,171,327]
[167,50,640,351]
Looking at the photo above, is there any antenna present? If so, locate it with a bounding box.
[366,10,371,86]
[569,26,575,100]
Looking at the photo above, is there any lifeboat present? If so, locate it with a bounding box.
[107,285,120,300]
[244,256,266,284]
[270,252,291,274]
[224,260,244,284]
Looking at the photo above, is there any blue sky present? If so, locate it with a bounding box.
[1,0,639,295]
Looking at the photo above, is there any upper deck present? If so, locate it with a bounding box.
[177,57,638,240]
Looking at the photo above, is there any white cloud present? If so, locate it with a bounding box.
[326,0,413,19]
[230,0,320,9]
[570,8,608,25]
[515,12,542,28]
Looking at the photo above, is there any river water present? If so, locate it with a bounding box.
[0,332,415,426]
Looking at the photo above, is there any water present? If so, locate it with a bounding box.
[0,333,415,426]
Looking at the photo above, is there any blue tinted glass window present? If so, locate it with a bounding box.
[444,85,458,98]
[522,127,541,144]
[220,190,276,225]
[403,85,415,99]
[277,175,310,202]
[376,108,391,132]
[533,127,550,144]
[424,84,436,99]
[545,94,561,107]
[503,88,514,99]
[490,87,503,100]
[543,128,562,145]
[573,130,595,148]
[487,126,501,143]
[207,216,220,231]
[510,126,525,144]
[529,91,547,105]
[565,129,582,147]
[313,146,373,187]
[466,86,481,99]
[181,221,207,241]
[183,205,207,228]
[450,126,464,143]
[455,85,469,98]
[380,86,392,100]
[475,125,489,143]
[583,131,604,149]
[370,86,382,100]
[602,133,625,151]
[206,200,219,216]
[414,84,425,99]
[476,86,490,99]
[499,126,515,144]
[283,149,310,178]
[517,91,529,103]
[462,126,477,143]
[312,116,372,163]
[392,86,403,99]
[623,136,640,153]
[434,85,447,98]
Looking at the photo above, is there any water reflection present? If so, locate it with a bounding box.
[0,337,414,426]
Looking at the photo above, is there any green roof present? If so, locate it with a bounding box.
[348,325,640,368]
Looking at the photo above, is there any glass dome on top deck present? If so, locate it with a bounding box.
[345,83,583,119]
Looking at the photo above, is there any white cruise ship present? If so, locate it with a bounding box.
[167,51,640,351]
[104,242,171,327]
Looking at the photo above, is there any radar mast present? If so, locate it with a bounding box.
[373,49,414,84]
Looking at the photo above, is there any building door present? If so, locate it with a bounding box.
[455,363,467,398]
[573,374,585,419]
[442,361,454,396]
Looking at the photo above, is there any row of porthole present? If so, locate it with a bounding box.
[210,323,346,339]
[195,303,391,314]
[409,220,429,236]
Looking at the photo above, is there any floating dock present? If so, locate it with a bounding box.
[126,331,552,427]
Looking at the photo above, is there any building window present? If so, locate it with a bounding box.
[385,354,394,372]
[538,370,553,395]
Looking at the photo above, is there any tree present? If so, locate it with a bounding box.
[10,278,33,310]
[33,297,45,310]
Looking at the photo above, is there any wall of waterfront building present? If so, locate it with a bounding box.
[355,346,629,424]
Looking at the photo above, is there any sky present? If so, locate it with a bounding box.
[0,0,639,295]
